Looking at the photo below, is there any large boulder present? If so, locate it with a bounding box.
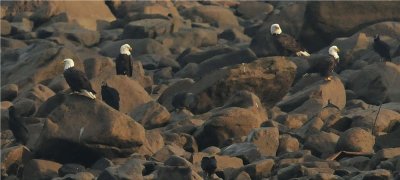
[98,158,144,180]
[1,20,11,36]
[300,1,400,50]
[156,28,218,54]
[304,131,339,158]
[181,5,240,30]
[344,106,400,133]
[12,84,55,116]
[22,159,62,180]
[90,75,152,114]
[196,48,258,78]
[35,93,146,164]
[232,159,275,180]
[347,62,400,105]
[336,127,375,153]
[36,22,100,47]
[121,19,172,39]
[1,146,32,177]
[157,78,196,111]
[178,46,238,66]
[113,1,185,31]
[194,91,267,149]
[130,101,171,129]
[1,40,84,91]
[236,2,274,20]
[1,84,18,101]
[10,18,33,34]
[31,1,116,30]
[245,127,279,157]
[220,143,262,164]
[277,75,346,117]
[191,152,243,173]
[189,56,297,113]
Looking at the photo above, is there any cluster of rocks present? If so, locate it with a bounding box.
[1,1,400,180]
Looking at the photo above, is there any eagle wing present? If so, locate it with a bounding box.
[276,33,304,53]
[128,55,133,77]
[65,68,96,94]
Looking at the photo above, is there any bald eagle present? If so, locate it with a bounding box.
[270,24,310,57]
[373,35,391,62]
[8,106,29,145]
[306,46,340,81]
[201,156,217,179]
[101,82,120,110]
[116,44,133,77]
[63,58,96,99]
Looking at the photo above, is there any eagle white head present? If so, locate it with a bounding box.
[270,24,282,35]
[63,58,74,70]
[329,46,340,60]
[120,44,132,55]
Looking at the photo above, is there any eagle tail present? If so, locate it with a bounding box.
[296,51,311,57]
[82,90,96,99]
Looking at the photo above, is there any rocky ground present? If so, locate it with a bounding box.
[1,1,400,180]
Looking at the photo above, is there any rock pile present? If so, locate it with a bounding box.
[1,1,400,180]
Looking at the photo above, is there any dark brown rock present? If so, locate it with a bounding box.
[220,143,262,164]
[246,127,279,157]
[1,84,18,101]
[1,146,32,177]
[22,159,62,180]
[191,152,243,173]
[218,29,251,43]
[156,28,218,54]
[239,159,275,179]
[152,144,188,162]
[29,1,116,31]
[345,106,400,134]
[278,134,300,155]
[97,158,144,180]
[277,76,346,117]
[90,75,152,114]
[348,62,400,105]
[336,127,375,153]
[302,1,400,50]
[194,91,266,149]
[58,163,85,177]
[190,56,297,112]
[181,5,240,30]
[121,19,172,39]
[1,20,11,36]
[236,2,274,20]
[304,131,339,158]
[1,40,84,91]
[157,78,196,111]
[130,101,170,129]
[178,46,237,66]
[196,48,258,77]
[370,148,400,169]
[277,164,305,180]
[35,93,146,162]
[10,18,33,34]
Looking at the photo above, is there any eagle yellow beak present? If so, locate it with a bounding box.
[129,47,132,51]
[336,48,340,52]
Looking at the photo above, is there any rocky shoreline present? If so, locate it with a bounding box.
[1,1,400,180]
